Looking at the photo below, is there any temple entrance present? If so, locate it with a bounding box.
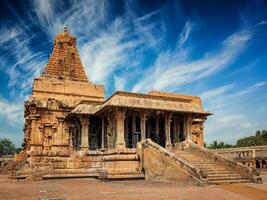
[256,160,260,168]
[89,116,102,150]
[147,117,157,143]
[125,117,133,148]
[179,121,185,142]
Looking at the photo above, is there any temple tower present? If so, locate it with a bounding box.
[24,28,104,155]
[43,27,88,82]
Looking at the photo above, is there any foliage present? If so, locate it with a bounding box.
[206,140,234,149]
[0,138,16,155]
[207,129,267,149]
[236,130,267,147]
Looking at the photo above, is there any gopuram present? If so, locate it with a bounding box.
[13,28,262,185]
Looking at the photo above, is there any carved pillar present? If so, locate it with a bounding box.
[30,115,42,146]
[172,117,177,144]
[155,116,160,144]
[69,127,74,150]
[165,114,172,148]
[185,115,193,141]
[107,114,116,149]
[101,116,105,149]
[259,160,263,169]
[80,117,89,150]
[140,112,147,141]
[52,117,65,146]
[114,110,126,149]
[132,115,136,148]
[30,116,37,145]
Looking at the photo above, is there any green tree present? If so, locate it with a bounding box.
[207,140,234,149]
[0,138,16,155]
[236,129,267,147]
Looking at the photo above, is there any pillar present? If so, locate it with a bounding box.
[156,116,160,144]
[172,117,177,144]
[185,115,193,141]
[30,115,44,152]
[101,116,105,149]
[30,116,37,145]
[140,112,147,141]
[69,126,74,150]
[165,114,172,148]
[114,109,126,149]
[80,117,89,151]
[132,115,136,147]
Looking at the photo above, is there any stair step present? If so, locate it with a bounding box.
[190,162,219,164]
[204,168,231,171]
[208,176,245,181]
[172,150,252,185]
[209,179,251,185]
[106,173,145,180]
[194,164,225,168]
[208,173,239,178]
[43,173,98,179]
[207,171,236,175]
[198,167,226,170]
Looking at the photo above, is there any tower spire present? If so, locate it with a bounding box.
[42,27,88,82]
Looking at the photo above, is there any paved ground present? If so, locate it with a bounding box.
[0,175,266,200]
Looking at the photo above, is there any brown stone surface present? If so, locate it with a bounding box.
[43,27,88,82]
[0,175,266,200]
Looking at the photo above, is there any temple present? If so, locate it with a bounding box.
[14,28,262,185]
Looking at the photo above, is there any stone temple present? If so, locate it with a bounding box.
[13,28,262,185]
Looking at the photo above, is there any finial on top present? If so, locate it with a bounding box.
[64,25,68,32]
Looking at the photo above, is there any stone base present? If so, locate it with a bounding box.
[14,148,143,181]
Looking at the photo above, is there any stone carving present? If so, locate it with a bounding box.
[192,123,204,146]
[107,115,116,149]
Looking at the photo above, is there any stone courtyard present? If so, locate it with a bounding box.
[0,174,266,200]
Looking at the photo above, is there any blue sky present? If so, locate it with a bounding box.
[0,0,266,147]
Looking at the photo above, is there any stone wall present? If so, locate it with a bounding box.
[142,147,201,185]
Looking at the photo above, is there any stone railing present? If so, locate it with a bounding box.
[137,139,208,185]
[232,150,255,159]
[211,148,256,160]
[183,141,263,184]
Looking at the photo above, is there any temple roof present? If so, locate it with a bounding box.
[71,91,211,115]
[42,27,88,82]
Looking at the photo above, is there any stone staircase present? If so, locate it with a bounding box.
[173,149,252,185]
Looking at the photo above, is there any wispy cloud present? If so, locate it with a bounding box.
[80,18,140,85]
[200,84,235,100]
[177,20,194,48]
[0,24,47,98]
[0,97,23,126]
[235,81,267,96]
[114,75,127,91]
[201,81,267,144]
[256,20,267,26]
[132,30,252,93]
[0,26,21,45]
[30,0,164,88]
